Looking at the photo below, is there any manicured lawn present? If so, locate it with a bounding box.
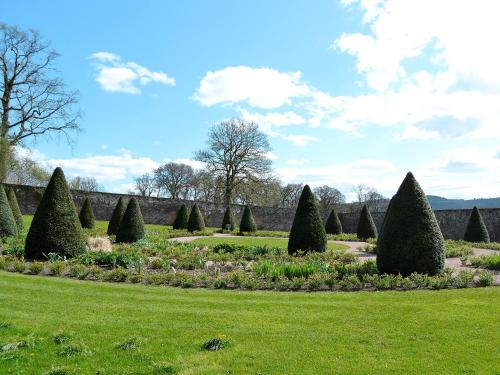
[191,236,349,251]
[0,272,498,374]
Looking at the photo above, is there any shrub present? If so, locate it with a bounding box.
[53,332,71,345]
[288,185,326,255]
[356,205,377,241]
[468,254,500,270]
[87,236,113,252]
[187,204,205,232]
[28,261,44,275]
[0,185,18,237]
[115,337,140,350]
[116,198,145,243]
[463,206,490,243]
[202,337,228,351]
[453,270,474,288]
[444,240,473,258]
[324,208,342,234]
[24,168,86,259]
[173,203,189,230]
[48,261,65,276]
[221,206,237,231]
[57,344,91,357]
[103,267,129,282]
[476,270,494,287]
[107,197,126,235]
[239,205,257,232]
[78,197,95,229]
[6,187,23,232]
[9,259,25,273]
[377,172,445,276]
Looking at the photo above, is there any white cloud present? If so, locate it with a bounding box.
[171,158,206,170]
[287,158,309,166]
[264,151,278,161]
[283,135,319,146]
[240,109,306,137]
[89,52,175,94]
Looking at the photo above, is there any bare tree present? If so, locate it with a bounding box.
[0,23,80,180]
[134,173,155,197]
[279,183,304,208]
[5,148,50,186]
[314,185,346,211]
[189,170,225,203]
[153,162,194,199]
[195,118,272,204]
[352,184,387,212]
[233,178,282,207]
[69,176,103,192]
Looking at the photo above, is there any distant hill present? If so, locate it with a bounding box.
[427,195,500,210]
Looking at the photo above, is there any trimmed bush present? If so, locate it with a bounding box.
[107,197,126,235]
[173,203,189,230]
[288,185,327,254]
[239,205,257,232]
[0,185,18,237]
[357,205,377,240]
[222,206,237,231]
[377,172,445,276]
[463,206,490,243]
[187,204,205,232]
[78,198,95,229]
[324,208,342,234]
[24,168,86,259]
[116,198,145,243]
[6,187,23,232]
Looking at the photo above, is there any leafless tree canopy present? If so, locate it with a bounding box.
[195,118,272,204]
[314,185,346,211]
[154,162,194,199]
[5,147,50,186]
[69,176,103,192]
[352,184,387,212]
[135,173,156,197]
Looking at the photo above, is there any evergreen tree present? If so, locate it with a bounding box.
[221,206,237,231]
[187,204,205,232]
[116,198,145,243]
[6,187,23,232]
[377,172,445,276]
[78,197,95,229]
[239,205,257,232]
[324,208,342,235]
[0,185,18,237]
[173,203,189,230]
[464,206,490,243]
[288,185,327,254]
[25,167,85,259]
[107,197,127,235]
[357,205,377,240]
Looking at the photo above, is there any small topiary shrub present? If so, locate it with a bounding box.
[116,198,145,243]
[288,185,327,254]
[6,187,23,232]
[324,208,342,234]
[107,197,127,235]
[24,168,86,260]
[239,205,257,232]
[187,204,205,232]
[173,203,189,230]
[0,185,18,238]
[356,205,377,241]
[78,198,95,229]
[221,206,237,231]
[463,206,490,243]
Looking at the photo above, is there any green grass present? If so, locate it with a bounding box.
[191,236,349,251]
[0,272,498,374]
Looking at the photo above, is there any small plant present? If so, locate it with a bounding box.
[0,340,28,352]
[476,270,494,287]
[469,255,500,270]
[202,337,228,351]
[68,263,89,279]
[453,270,474,288]
[43,367,73,375]
[87,237,113,252]
[57,343,91,357]
[151,362,178,374]
[115,337,140,350]
[9,259,25,273]
[48,261,65,276]
[0,322,12,329]
[53,332,71,345]
[28,261,44,275]
[444,240,473,258]
[103,267,129,282]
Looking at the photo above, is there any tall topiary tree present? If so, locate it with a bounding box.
[25,167,85,259]
[288,185,327,255]
[78,197,95,229]
[222,206,237,231]
[173,203,189,230]
[324,208,342,235]
[6,187,23,232]
[116,198,145,243]
[107,197,127,235]
[239,205,257,232]
[357,205,377,240]
[464,206,490,243]
[0,185,18,237]
[377,172,445,276]
[187,204,205,232]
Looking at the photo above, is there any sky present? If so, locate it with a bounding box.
[3,0,500,201]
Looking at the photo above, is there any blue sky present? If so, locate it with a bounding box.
[4,0,500,200]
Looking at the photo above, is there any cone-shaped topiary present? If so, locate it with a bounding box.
[78,197,95,229]
[288,185,327,255]
[0,185,18,237]
[324,208,342,235]
[107,197,127,235]
[464,206,490,243]
[187,204,205,232]
[6,187,23,232]
[24,167,85,259]
[173,203,189,230]
[116,198,145,243]
[377,172,445,276]
[222,206,237,231]
[357,205,377,240]
[239,205,257,232]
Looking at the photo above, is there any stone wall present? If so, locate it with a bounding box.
[9,184,500,241]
